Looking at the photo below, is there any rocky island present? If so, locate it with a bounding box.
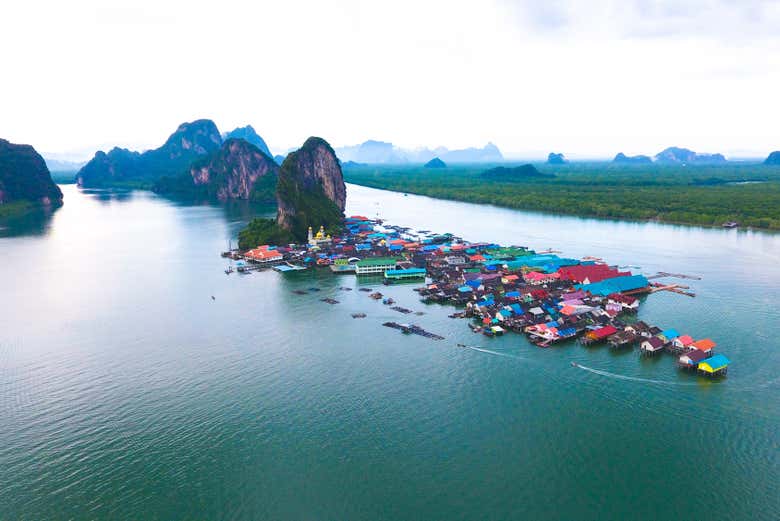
[424,157,447,168]
[238,137,345,249]
[765,151,780,165]
[0,138,63,216]
[154,139,279,202]
[547,152,567,164]
[655,147,727,164]
[613,152,652,164]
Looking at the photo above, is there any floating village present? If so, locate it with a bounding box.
[224,217,731,378]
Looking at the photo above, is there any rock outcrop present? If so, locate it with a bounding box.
[613,152,652,164]
[547,152,567,164]
[223,125,271,157]
[189,139,278,201]
[77,119,222,186]
[655,147,726,164]
[424,157,447,168]
[276,137,346,241]
[764,151,780,165]
[0,138,63,208]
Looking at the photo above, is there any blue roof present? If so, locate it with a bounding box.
[479,298,495,307]
[458,285,473,292]
[700,354,730,370]
[578,275,649,296]
[505,291,521,298]
[385,268,426,276]
[465,279,482,288]
[510,303,523,314]
[661,328,680,339]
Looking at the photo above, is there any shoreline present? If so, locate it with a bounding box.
[344,181,780,233]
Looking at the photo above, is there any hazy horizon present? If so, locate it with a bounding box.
[3,0,779,160]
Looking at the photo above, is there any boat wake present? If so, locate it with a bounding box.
[458,344,523,359]
[573,363,697,386]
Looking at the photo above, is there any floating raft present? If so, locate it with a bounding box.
[391,306,414,314]
[382,322,444,340]
[320,298,340,304]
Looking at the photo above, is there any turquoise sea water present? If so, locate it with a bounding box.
[1,184,778,520]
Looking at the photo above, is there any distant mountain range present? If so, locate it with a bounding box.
[76,120,276,189]
[335,140,503,164]
[43,158,86,171]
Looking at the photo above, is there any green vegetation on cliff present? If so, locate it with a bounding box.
[238,218,294,249]
[343,162,780,229]
[0,138,63,216]
[237,137,346,249]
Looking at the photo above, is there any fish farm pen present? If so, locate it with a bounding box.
[225,217,731,379]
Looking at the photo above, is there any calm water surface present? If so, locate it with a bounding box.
[1,184,778,520]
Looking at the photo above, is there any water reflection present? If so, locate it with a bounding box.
[0,204,61,238]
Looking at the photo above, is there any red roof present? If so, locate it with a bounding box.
[558,264,631,283]
[591,325,618,339]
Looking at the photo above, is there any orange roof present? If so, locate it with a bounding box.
[470,254,486,262]
[692,338,716,351]
[245,247,282,260]
[503,274,519,281]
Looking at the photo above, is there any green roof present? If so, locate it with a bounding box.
[356,257,400,267]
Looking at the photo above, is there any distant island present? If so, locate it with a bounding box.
[547,152,567,165]
[765,151,780,165]
[335,140,503,164]
[424,157,446,169]
[238,137,346,249]
[654,146,727,164]
[0,138,63,217]
[481,164,553,181]
[613,152,652,164]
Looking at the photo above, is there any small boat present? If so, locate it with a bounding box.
[382,297,395,305]
[571,361,578,367]
[224,266,233,274]
[722,221,739,228]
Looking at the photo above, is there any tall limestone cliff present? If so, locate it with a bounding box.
[77,119,222,186]
[237,137,346,248]
[276,137,346,240]
[0,138,63,210]
[187,139,279,201]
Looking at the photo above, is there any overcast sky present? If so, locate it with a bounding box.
[2,0,779,159]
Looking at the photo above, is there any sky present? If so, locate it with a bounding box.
[1,0,779,160]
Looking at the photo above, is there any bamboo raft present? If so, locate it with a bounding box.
[382,322,444,340]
